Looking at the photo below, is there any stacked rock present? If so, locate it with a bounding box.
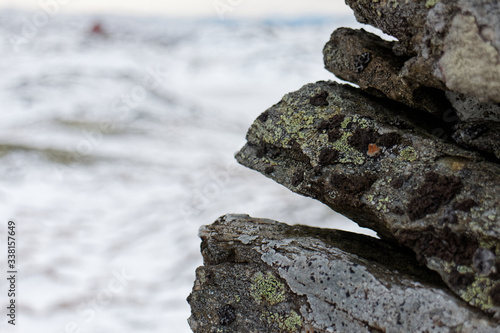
[188,1,500,331]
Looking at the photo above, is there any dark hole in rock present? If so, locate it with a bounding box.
[257,110,269,123]
[264,166,274,174]
[310,91,329,107]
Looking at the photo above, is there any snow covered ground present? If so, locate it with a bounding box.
[0,11,377,332]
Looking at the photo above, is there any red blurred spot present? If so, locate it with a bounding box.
[90,23,105,35]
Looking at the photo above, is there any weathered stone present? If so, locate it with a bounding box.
[323,28,450,116]
[446,91,500,123]
[188,214,500,332]
[236,81,500,316]
[344,0,500,104]
[344,0,428,56]
[452,121,500,160]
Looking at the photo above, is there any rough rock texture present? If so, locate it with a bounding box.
[323,28,449,116]
[344,0,500,104]
[446,92,500,123]
[323,27,500,161]
[452,121,500,160]
[188,214,500,332]
[236,81,500,317]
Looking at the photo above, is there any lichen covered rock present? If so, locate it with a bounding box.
[236,81,500,316]
[187,214,500,332]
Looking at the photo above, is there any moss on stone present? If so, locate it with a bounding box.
[250,271,285,305]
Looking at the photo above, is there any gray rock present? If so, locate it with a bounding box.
[187,214,500,332]
[235,81,500,316]
[344,0,500,104]
[323,28,450,117]
[445,91,500,123]
[452,121,500,160]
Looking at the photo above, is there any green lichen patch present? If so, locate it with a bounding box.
[400,147,418,161]
[262,310,302,332]
[250,271,286,305]
[425,0,439,9]
[331,132,366,165]
[459,277,499,310]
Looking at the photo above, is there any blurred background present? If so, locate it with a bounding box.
[0,1,379,332]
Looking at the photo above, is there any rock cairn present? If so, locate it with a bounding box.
[188,1,500,331]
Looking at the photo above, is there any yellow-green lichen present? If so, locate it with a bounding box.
[262,310,302,332]
[456,265,473,274]
[276,104,332,145]
[341,116,352,129]
[400,147,418,161]
[198,268,206,284]
[250,272,285,305]
[340,114,369,129]
[253,121,283,147]
[375,196,390,213]
[460,277,496,310]
[425,0,440,9]
[331,132,365,165]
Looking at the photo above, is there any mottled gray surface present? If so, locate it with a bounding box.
[236,81,500,316]
[188,214,500,332]
[452,120,500,160]
[446,92,500,122]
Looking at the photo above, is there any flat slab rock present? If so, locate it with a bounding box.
[235,81,500,317]
[187,214,499,332]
